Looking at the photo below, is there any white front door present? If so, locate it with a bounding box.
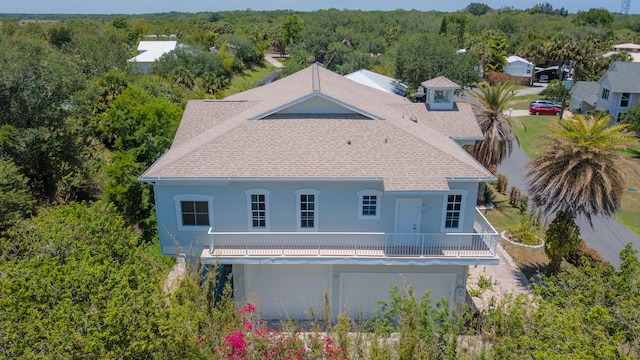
[395,199,422,233]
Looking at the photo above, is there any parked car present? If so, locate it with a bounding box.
[530,99,562,109]
[529,103,561,116]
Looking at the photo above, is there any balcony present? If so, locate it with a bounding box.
[201,209,499,266]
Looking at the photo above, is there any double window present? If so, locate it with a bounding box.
[358,190,382,220]
[601,88,610,100]
[295,189,319,231]
[174,195,214,231]
[245,189,270,230]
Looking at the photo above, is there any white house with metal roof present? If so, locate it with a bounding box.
[140,64,499,320]
[128,40,178,73]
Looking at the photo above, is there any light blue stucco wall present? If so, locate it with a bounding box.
[151,179,478,256]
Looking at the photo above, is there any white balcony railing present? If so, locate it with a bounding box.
[206,208,498,259]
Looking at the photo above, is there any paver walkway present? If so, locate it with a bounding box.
[467,242,532,312]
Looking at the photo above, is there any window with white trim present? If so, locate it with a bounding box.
[174,195,214,231]
[441,190,467,231]
[601,88,610,100]
[357,190,382,220]
[295,189,319,231]
[245,189,270,231]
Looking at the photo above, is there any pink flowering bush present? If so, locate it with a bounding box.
[210,302,347,360]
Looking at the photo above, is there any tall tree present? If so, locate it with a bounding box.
[526,114,636,272]
[466,81,518,173]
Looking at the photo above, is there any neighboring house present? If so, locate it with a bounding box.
[603,43,640,63]
[127,40,178,73]
[344,69,408,96]
[503,56,535,86]
[569,81,599,114]
[139,64,499,320]
[594,61,640,121]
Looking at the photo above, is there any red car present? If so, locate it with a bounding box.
[529,103,561,116]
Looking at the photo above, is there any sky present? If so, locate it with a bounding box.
[1,0,638,15]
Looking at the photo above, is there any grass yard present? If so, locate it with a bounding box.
[483,185,550,278]
[509,114,640,235]
[510,94,540,111]
[214,63,278,98]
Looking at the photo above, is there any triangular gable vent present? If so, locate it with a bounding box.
[252,93,381,120]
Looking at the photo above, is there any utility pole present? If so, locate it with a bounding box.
[559,61,573,120]
[622,0,631,17]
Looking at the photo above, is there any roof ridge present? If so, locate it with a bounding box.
[313,63,321,92]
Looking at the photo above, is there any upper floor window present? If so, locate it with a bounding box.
[357,190,382,220]
[434,90,449,103]
[174,195,214,231]
[245,189,270,231]
[441,190,467,231]
[621,92,630,107]
[601,88,610,100]
[295,189,319,231]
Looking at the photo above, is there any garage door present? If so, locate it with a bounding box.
[245,264,331,320]
[339,273,456,318]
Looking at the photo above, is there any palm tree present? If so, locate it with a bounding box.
[526,113,636,273]
[467,81,518,173]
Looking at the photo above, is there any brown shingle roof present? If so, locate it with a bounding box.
[421,76,461,89]
[141,64,492,191]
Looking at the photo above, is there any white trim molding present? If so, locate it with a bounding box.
[294,188,320,231]
[440,189,468,232]
[173,194,214,231]
[245,188,271,231]
[357,189,382,220]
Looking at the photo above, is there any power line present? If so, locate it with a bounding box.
[621,0,631,16]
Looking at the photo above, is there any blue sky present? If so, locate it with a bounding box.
[1,0,637,15]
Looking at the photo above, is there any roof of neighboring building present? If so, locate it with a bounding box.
[602,50,640,62]
[570,81,599,106]
[599,61,640,93]
[344,69,407,96]
[421,76,460,89]
[613,43,640,50]
[128,41,178,63]
[506,55,534,65]
[140,64,492,192]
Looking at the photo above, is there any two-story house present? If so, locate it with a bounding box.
[594,61,640,121]
[140,64,499,320]
[572,61,640,120]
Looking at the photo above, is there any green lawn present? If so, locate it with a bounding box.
[214,63,278,99]
[509,115,640,235]
[483,184,550,276]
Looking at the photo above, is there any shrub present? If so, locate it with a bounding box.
[496,173,508,194]
[508,186,521,207]
[484,71,510,85]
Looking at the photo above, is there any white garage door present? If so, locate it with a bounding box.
[339,273,456,318]
[245,264,331,320]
